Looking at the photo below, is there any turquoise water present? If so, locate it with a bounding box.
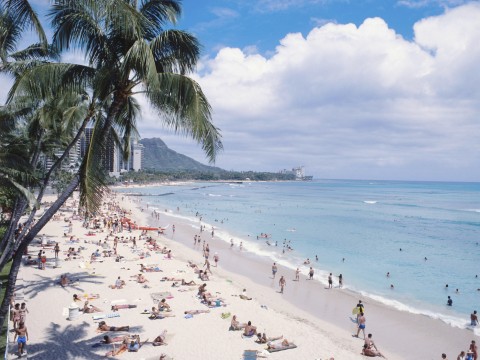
[118,180,480,329]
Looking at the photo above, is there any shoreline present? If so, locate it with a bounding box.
[121,187,478,359]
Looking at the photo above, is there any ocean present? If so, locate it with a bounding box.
[117,179,480,331]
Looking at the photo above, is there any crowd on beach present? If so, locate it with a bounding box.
[8,189,478,360]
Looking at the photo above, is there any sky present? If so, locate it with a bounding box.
[6,0,480,181]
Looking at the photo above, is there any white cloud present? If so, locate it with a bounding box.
[139,2,480,181]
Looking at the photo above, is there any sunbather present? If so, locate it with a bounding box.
[231,315,246,330]
[362,344,386,358]
[267,338,291,350]
[82,301,102,313]
[243,321,257,336]
[184,309,210,315]
[149,307,175,320]
[256,333,283,344]
[111,304,137,311]
[97,321,129,332]
[152,330,168,346]
[109,276,125,289]
[159,299,171,312]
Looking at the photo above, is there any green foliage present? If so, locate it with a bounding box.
[52,170,75,195]
[118,169,295,183]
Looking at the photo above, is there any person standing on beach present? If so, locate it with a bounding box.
[338,274,343,288]
[272,263,278,278]
[295,268,300,281]
[355,312,366,339]
[308,267,314,280]
[14,321,28,357]
[54,243,60,258]
[328,273,333,289]
[470,340,477,360]
[279,276,286,294]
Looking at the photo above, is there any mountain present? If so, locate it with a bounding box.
[139,138,224,173]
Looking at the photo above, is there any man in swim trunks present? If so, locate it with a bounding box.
[97,321,129,332]
[328,273,333,289]
[272,263,277,278]
[309,267,314,280]
[471,311,478,326]
[279,276,286,294]
[355,312,366,339]
[14,321,28,356]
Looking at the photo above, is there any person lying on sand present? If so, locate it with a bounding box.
[231,315,246,330]
[82,301,102,313]
[267,338,291,350]
[104,335,143,356]
[60,274,74,287]
[184,309,210,315]
[140,264,162,272]
[152,330,168,346]
[111,304,137,311]
[205,297,227,308]
[181,279,196,286]
[161,277,183,282]
[97,321,129,332]
[132,274,148,283]
[149,307,175,320]
[255,333,283,344]
[102,335,133,344]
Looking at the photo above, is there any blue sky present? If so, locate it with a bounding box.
[180,0,451,56]
[5,0,480,181]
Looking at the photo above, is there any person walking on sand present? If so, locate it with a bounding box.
[308,267,314,280]
[14,321,28,357]
[355,312,366,339]
[279,276,286,294]
[213,252,219,267]
[272,263,278,279]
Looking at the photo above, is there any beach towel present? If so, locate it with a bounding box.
[151,292,173,302]
[266,344,297,353]
[110,299,127,305]
[243,350,258,360]
[93,312,120,320]
[221,312,231,319]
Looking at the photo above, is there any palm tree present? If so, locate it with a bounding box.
[0,0,222,327]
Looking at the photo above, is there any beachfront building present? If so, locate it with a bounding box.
[278,166,313,180]
[80,128,143,176]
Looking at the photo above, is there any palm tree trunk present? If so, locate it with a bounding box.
[0,175,80,328]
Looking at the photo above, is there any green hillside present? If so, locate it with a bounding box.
[139,138,224,173]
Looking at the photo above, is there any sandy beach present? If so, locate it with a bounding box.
[6,188,476,359]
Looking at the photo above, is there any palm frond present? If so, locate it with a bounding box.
[139,0,181,38]
[148,73,223,163]
[150,30,200,75]
[6,0,48,46]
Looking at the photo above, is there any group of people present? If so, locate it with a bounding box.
[10,301,29,357]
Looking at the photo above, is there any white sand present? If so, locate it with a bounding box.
[8,191,373,360]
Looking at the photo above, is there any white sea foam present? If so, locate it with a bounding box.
[363,200,377,204]
[208,194,222,197]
